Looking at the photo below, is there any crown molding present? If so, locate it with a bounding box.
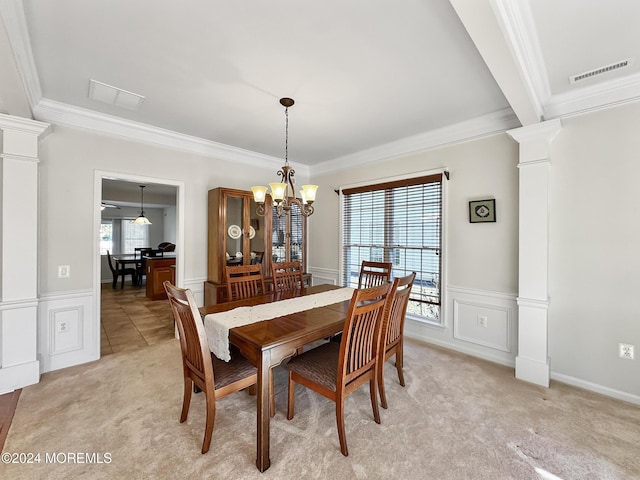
[33,98,311,175]
[543,72,640,119]
[0,0,42,107]
[310,108,521,176]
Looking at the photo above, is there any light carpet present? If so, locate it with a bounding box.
[4,338,640,479]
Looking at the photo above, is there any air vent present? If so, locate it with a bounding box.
[569,59,631,84]
[89,79,145,111]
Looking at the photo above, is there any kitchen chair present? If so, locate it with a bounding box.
[377,272,416,409]
[357,260,392,289]
[163,281,257,454]
[285,282,392,456]
[106,250,137,289]
[271,261,304,293]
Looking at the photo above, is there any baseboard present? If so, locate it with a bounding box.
[550,372,640,406]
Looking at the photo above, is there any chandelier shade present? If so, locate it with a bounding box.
[251,98,318,218]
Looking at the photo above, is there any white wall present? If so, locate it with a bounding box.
[36,125,285,372]
[308,133,520,367]
[548,101,640,399]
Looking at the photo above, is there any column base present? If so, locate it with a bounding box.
[0,360,40,395]
[515,355,549,387]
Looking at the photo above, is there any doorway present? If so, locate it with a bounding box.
[94,171,185,358]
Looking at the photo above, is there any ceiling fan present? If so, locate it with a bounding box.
[100,202,120,211]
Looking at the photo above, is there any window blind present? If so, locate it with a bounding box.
[342,173,442,321]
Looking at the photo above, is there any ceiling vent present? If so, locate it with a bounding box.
[569,59,631,84]
[89,79,145,111]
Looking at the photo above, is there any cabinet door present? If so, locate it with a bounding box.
[270,202,306,269]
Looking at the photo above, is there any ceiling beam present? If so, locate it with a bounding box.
[449,0,545,126]
[0,6,31,118]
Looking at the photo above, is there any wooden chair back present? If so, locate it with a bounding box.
[357,261,392,289]
[164,281,257,454]
[225,264,266,301]
[164,281,215,398]
[285,281,392,456]
[339,283,391,388]
[271,261,304,293]
[377,272,416,408]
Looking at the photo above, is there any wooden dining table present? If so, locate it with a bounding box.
[199,284,351,472]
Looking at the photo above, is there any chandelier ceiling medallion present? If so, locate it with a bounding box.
[251,98,318,218]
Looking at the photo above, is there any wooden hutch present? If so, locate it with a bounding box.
[204,187,310,305]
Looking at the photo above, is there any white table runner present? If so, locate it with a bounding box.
[204,287,355,361]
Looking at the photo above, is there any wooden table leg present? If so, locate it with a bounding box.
[256,350,271,472]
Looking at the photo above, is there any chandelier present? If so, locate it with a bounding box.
[251,98,318,218]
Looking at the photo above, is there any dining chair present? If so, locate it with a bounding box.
[223,264,276,416]
[285,282,392,456]
[357,260,392,289]
[225,264,266,301]
[377,272,416,409]
[163,281,257,454]
[106,250,137,289]
[271,261,304,293]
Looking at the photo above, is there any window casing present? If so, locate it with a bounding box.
[341,174,443,323]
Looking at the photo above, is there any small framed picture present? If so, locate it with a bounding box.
[469,199,496,223]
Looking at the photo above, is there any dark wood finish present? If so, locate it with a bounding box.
[146,257,176,300]
[199,284,349,472]
[225,264,266,301]
[164,281,257,454]
[378,272,416,409]
[271,261,304,293]
[285,283,392,457]
[107,251,138,289]
[357,260,392,289]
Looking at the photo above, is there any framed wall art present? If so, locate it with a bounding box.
[469,199,496,223]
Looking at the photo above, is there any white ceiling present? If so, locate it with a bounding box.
[1,0,639,174]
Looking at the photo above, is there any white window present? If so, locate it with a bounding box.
[101,219,149,254]
[341,174,443,323]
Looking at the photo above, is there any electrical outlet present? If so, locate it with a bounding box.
[57,265,71,278]
[57,321,69,333]
[477,315,488,328]
[618,343,635,360]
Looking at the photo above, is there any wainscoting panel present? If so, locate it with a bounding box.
[406,285,518,368]
[307,266,339,286]
[453,300,511,352]
[38,290,96,373]
[184,277,206,306]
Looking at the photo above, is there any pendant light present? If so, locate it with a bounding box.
[134,185,152,225]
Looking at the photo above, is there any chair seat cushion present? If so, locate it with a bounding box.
[285,341,340,392]
[212,353,257,390]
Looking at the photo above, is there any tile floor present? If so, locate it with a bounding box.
[100,282,176,356]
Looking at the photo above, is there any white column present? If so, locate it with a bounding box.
[507,119,561,387]
[0,113,50,394]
